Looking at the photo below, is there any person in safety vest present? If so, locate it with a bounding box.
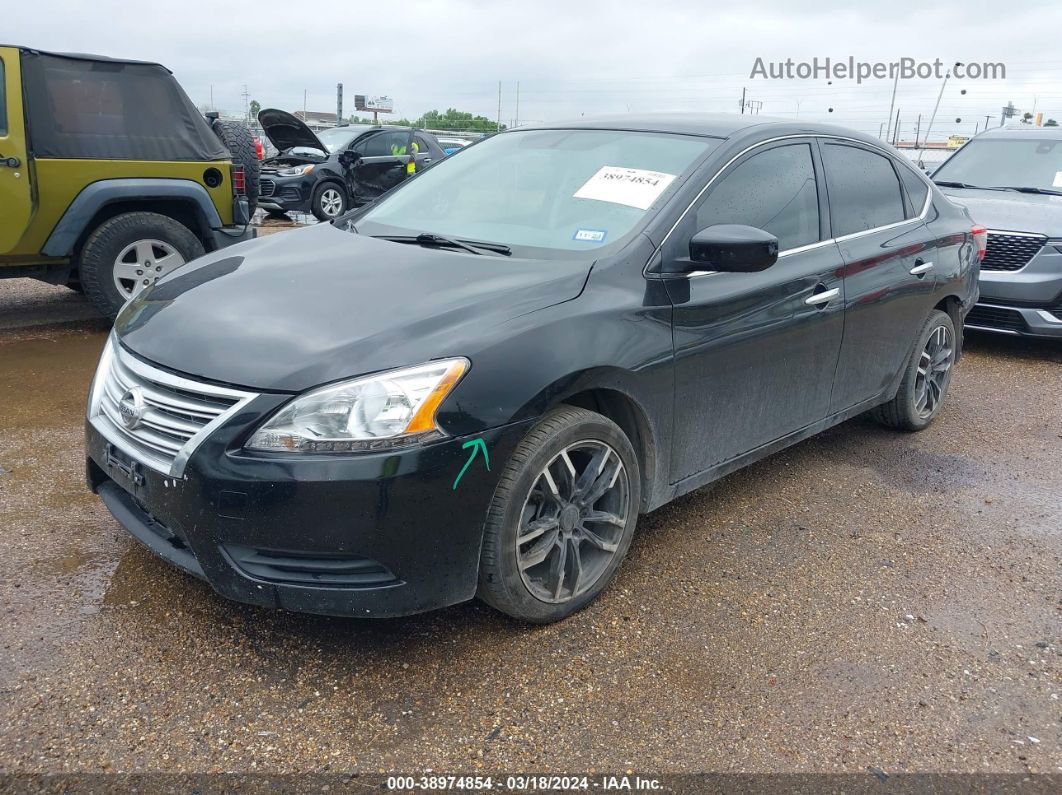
[391,136,420,175]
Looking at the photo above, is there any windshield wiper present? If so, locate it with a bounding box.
[372,233,511,256]
[933,180,983,189]
[989,186,1062,196]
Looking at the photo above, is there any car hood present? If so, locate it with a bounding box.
[939,186,1062,237]
[257,108,328,155]
[116,223,591,393]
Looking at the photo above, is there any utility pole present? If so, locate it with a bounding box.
[914,114,922,148]
[924,70,950,149]
[303,89,307,119]
[209,84,214,111]
[740,87,746,114]
[893,109,901,146]
[336,83,343,127]
[515,81,520,128]
[885,70,899,141]
[984,114,991,131]
[878,122,884,140]
[497,81,502,132]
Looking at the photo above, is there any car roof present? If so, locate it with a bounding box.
[4,44,169,71]
[515,112,886,146]
[972,126,1062,140]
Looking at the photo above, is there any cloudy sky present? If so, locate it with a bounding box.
[12,0,1062,141]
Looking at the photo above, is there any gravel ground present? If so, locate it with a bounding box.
[0,262,1059,776]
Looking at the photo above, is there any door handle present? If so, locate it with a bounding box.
[910,259,934,276]
[0,156,20,168]
[805,287,840,306]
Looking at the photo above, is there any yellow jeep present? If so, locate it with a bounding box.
[0,45,259,317]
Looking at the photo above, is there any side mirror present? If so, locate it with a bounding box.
[338,150,361,168]
[683,224,779,273]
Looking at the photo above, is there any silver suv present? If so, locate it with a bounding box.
[932,128,1062,338]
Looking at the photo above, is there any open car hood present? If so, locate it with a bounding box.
[257,108,328,154]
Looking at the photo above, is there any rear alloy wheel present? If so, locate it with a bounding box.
[77,211,204,319]
[872,309,956,431]
[112,239,186,301]
[312,183,347,221]
[478,406,641,623]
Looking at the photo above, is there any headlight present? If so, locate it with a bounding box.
[277,164,314,176]
[245,358,468,453]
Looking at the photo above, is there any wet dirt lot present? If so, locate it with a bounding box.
[0,249,1059,775]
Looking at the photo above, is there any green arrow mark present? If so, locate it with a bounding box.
[452,438,490,490]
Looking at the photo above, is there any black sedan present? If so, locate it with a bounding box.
[256,109,445,220]
[86,114,982,623]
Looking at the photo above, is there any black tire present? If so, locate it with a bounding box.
[871,309,957,431]
[311,182,348,221]
[78,212,204,320]
[210,119,260,215]
[478,406,641,623]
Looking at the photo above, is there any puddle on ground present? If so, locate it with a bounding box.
[0,328,109,432]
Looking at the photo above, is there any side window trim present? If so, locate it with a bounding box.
[645,133,935,278]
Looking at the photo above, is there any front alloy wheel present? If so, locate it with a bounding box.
[517,441,631,603]
[478,406,641,623]
[311,183,348,221]
[320,188,343,217]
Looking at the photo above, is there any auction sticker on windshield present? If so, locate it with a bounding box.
[574,166,677,210]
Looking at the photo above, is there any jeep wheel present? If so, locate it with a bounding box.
[211,119,261,215]
[78,212,204,319]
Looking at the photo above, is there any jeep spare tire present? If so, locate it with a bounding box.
[210,119,260,216]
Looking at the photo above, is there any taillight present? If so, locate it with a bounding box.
[254,137,264,161]
[971,225,988,261]
[231,165,246,195]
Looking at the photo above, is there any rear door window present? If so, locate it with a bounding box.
[694,142,820,251]
[822,143,907,236]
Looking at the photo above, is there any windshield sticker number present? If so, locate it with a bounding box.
[573,166,677,210]
[573,228,607,243]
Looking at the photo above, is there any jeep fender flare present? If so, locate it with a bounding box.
[41,179,224,257]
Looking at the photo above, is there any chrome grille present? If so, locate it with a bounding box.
[981,231,1045,272]
[259,178,276,197]
[88,336,258,477]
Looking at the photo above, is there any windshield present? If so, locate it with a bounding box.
[291,126,363,154]
[356,128,717,256]
[933,137,1062,191]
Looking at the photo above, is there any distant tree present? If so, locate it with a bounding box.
[1022,112,1034,124]
[356,108,504,132]
[1045,118,1059,127]
[249,99,261,120]
[415,108,503,132]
